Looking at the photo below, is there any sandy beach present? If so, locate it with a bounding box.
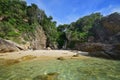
[0,50,88,59]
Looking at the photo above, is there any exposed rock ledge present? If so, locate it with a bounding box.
[75,43,120,60]
[0,38,24,53]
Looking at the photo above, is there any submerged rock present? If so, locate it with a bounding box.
[33,72,59,80]
[57,57,65,60]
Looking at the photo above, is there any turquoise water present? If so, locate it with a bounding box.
[0,58,120,80]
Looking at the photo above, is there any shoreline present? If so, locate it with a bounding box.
[0,50,88,59]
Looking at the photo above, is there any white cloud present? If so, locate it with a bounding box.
[96,5,120,16]
[112,7,120,13]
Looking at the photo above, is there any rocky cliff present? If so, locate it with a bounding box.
[26,25,47,50]
[75,13,120,59]
[15,25,47,50]
[0,0,49,51]
[0,24,47,53]
[91,12,120,43]
[57,12,120,59]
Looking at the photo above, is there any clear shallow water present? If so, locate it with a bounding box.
[0,58,120,80]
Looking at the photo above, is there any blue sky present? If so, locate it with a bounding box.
[26,0,120,25]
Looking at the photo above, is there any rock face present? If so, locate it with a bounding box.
[30,25,47,50]
[74,13,120,59]
[110,44,120,59]
[0,38,20,53]
[91,12,120,43]
[21,25,47,50]
[5,40,25,50]
[75,43,120,60]
[75,43,104,52]
[0,25,47,52]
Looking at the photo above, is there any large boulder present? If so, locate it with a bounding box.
[75,43,104,52]
[75,43,120,59]
[0,38,20,53]
[6,40,25,50]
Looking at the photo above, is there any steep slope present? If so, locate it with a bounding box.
[91,12,120,43]
[0,0,58,50]
[57,12,120,59]
[27,25,47,50]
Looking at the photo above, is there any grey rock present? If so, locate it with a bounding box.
[0,38,20,53]
[75,42,120,59]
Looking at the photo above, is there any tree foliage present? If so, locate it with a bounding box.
[57,13,103,48]
[0,0,58,47]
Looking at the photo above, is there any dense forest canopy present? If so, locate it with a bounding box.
[57,13,103,48]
